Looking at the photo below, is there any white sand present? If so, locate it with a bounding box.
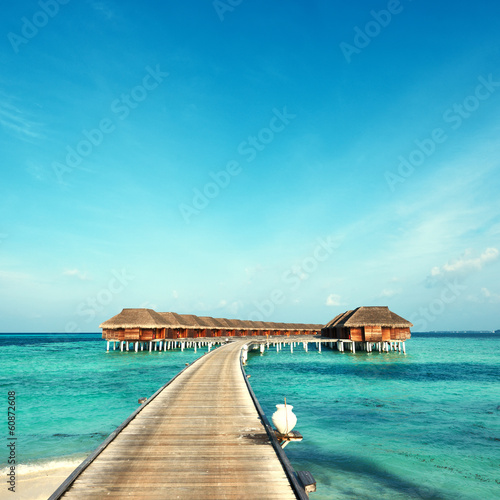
[8,466,75,500]
[1,459,84,500]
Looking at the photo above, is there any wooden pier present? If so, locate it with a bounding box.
[50,340,309,499]
[105,335,408,355]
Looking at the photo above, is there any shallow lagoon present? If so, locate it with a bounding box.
[0,332,498,499]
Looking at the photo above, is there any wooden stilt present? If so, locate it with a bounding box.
[106,341,110,352]
[318,342,321,352]
[403,342,406,354]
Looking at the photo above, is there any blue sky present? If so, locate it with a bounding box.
[1,0,499,332]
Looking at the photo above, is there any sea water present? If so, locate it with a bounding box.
[246,333,499,500]
[0,333,498,499]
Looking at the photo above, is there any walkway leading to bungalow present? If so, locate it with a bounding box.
[50,340,306,499]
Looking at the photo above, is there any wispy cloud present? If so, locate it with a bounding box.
[139,300,158,309]
[0,97,44,141]
[26,161,51,182]
[0,270,33,283]
[63,269,90,281]
[481,287,500,303]
[430,248,499,281]
[377,289,401,298]
[326,293,342,306]
[87,0,116,20]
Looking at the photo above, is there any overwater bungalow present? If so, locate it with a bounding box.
[100,308,323,342]
[322,306,412,342]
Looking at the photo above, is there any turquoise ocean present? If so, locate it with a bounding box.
[0,332,498,499]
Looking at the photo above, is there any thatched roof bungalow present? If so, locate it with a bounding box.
[322,306,412,342]
[100,308,324,341]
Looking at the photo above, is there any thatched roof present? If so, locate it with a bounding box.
[99,308,169,329]
[229,319,250,329]
[326,307,412,328]
[101,308,325,331]
[158,312,185,328]
[177,314,203,327]
[250,321,269,329]
[193,316,215,328]
[198,316,224,328]
[213,317,234,328]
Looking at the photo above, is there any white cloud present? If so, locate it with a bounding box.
[444,248,498,273]
[481,287,500,303]
[429,248,499,281]
[88,1,115,19]
[63,269,90,281]
[139,301,158,310]
[228,300,243,315]
[378,289,400,298]
[326,294,341,306]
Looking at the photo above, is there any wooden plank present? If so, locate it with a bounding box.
[297,470,317,493]
[50,340,306,500]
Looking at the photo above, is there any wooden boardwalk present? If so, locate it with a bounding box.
[50,340,306,499]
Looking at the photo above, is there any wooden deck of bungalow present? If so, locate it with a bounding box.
[50,340,310,500]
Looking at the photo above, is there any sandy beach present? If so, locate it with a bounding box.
[1,461,82,500]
